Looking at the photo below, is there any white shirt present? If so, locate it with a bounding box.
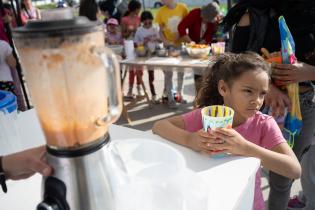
[0,40,13,81]
[134,26,159,44]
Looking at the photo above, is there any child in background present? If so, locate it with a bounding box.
[20,0,41,24]
[0,40,16,93]
[155,0,188,108]
[152,52,301,210]
[105,18,123,45]
[121,0,141,40]
[134,11,160,103]
[121,0,143,98]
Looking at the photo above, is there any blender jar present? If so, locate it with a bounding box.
[13,17,122,149]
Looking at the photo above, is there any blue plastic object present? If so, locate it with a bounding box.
[0,90,17,114]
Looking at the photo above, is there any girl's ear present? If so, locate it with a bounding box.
[218,80,228,96]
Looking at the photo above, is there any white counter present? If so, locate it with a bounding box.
[0,109,260,210]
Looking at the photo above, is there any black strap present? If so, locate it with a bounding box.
[0,156,8,193]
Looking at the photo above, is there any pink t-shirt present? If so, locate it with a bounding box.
[182,109,286,210]
[121,15,140,39]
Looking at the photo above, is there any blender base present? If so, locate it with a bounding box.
[37,134,115,210]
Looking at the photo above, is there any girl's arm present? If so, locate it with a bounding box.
[152,115,190,147]
[5,54,16,69]
[245,142,301,179]
[152,116,212,153]
[208,128,301,179]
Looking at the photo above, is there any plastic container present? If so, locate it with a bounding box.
[0,90,21,154]
[106,138,208,210]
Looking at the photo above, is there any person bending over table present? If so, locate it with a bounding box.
[178,1,220,93]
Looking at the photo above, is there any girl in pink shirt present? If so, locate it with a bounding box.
[120,0,143,98]
[152,52,301,210]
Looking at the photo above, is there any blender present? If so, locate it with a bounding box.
[13,12,122,210]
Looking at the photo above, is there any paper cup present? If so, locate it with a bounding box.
[201,105,234,158]
[201,105,234,132]
[211,42,225,55]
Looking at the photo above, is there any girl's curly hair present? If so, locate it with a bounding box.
[194,52,270,108]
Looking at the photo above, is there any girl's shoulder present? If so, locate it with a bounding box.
[250,111,275,126]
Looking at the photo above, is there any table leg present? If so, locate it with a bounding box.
[137,72,152,108]
[120,65,132,123]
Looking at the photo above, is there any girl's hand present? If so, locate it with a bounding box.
[206,128,250,156]
[186,130,216,154]
[272,62,315,85]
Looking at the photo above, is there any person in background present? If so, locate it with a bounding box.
[152,52,301,210]
[0,146,52,193]
[134,11,160,103]
[121,0,141,39]
[79,0,100,21]
[20,0,40,24]
[269,61,315,210]
[0,40,16,93]
[222,1,315,208]
[98,0,128,24]
[121,0,143,99]
[105,18,123,45]
[178,2,220,94]
[155,0,188,108]
[0,8,26,111]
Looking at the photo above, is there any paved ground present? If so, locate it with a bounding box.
[116,69,303,209]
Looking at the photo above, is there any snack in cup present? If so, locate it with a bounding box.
[261,48,283,86]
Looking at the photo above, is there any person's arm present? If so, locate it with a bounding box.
[36,9,41,20]
[158,24,170,46]
[1,146,52,180]
[152,116,213,153]
[5,54,16,69]
[265,83,291,117]
[133,28,142,45]
[246,142,300,179]
[153,115,189,146]
[155,9,170,46]
[120,17,130,39]
[272,62,315,85]
[207,128,301,179]
[177,10,195,42]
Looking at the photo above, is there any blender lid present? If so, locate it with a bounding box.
[13,16,101,38]
[0,91,17,113]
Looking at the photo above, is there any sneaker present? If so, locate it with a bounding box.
[175,93,187,104]
[162,91,168,103]
[168,100,179,109]
[151,95,160,104]
[124,88,135,100]
[137,85,145,96]
[287,196,305,210]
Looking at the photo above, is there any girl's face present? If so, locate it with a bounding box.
[107,24,117,33]
[143,19,153,29]
[218,70,269,125]
[131,8,141,16]
[23,0,31,7]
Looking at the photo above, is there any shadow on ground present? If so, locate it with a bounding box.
[116,100,194,131]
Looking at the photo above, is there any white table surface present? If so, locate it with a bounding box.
[0,109,260,210]
[120,56,212,75]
